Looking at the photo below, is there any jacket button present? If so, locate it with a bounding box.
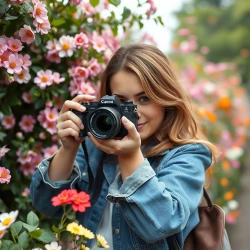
[114,229,120,235]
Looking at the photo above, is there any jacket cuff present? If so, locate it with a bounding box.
[37,153,81,189]
[107,159,155,202]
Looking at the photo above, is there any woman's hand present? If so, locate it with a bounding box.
[88,116,141,156]
[56,94,96,150]
[89,116,144,180]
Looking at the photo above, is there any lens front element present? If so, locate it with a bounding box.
[89,107,121,139]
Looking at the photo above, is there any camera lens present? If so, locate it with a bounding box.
[88,107,121,139]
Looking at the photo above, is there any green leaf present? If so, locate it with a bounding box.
[34,99,46,109]
[52,225,60,233]
[27,211,39,226]
[0,103,12,116]
[10,221,23,238]
[51,19,66,26]
[90,0,99,7]
[109,0,121,6]
[18,231,29,248]
[34,34,41,46]
[122,7,131,20]
[22,222,38,232]
[139,21,144,29]
[5,14,18,21]
[0,132,7,141]
[0,91,6,99]
[31,66,43,74]
[5,96,21,106]
[29,229,57,243]
[157,16,164,26]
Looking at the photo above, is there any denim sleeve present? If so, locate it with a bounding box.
[107,143,212,243]
[30,146,87,218]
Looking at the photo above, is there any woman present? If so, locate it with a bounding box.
[30,44,218,249]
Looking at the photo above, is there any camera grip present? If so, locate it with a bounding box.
[71,109,88,137]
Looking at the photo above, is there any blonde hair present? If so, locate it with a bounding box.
[100,43,218,168]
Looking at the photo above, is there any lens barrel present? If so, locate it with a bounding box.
[88,107,122,139]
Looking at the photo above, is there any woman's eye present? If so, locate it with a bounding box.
[139,96,150,103]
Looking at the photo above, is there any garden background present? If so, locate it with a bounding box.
[0,0,250,249]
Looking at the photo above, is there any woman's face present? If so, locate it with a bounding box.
[110,70,165,144]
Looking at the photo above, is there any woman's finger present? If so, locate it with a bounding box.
[122,116,140,141]
[57,111,84,130]
[60,95,96,114]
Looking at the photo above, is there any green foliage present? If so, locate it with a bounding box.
[175,0,250,85]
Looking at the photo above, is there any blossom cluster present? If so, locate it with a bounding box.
[172,27,250,224]
[0,189,110,249]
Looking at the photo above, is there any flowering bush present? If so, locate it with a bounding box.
[0,189,110,249]
[171,30,250,224]
[0,0,163,248]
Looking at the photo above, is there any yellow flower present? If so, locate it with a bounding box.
[66,222,85,235]
[81,245,90,250]
[82,227,94,239]
[96,234,110,248]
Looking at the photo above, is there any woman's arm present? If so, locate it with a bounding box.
[107,143,212,243]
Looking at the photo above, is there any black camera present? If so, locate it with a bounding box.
[72,95,138,139]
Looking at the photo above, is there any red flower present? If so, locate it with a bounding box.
[72,191,91,212]
[51,189,77,206]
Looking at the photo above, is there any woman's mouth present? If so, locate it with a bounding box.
[138,123,146,130]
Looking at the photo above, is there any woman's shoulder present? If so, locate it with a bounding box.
[160,143,212,168]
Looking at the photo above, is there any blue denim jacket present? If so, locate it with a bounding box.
[30,139,212,250]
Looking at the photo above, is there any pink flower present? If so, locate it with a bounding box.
[22,187,30,197]
[46,40,58,53]
[43,145,58,158]
[53,96,64,109]
[44,107,58,122]
[19,162,36,176]
[32,2,48,24]
[91,31,107,53]
[178,28,190,36]
[79,82,96,95]
[14,69,31,84]
[19,25,35,44]
[0,146,10,159]
[38,110,57,134]
[19,54,32,70]
[39,132,46,140]
[46,51,61,63]
[71,0,81,5]
[1,115,16,129]
[0,167,11,184]
[74,32,89,48]
[34,70,53,89]
[0,50,10,67]
[33,19,51,34]
[56,35,75,57]
[4,54,22,74]
[0,38,8,55]
[22,92,32,103]
[17,149,36,164]
[81,2,96,16]
[53,72,65,84]
[19,115,36,133]
[69,79,79,96]
[74,66,89,80]
[7,38,23,52]
[0,229,7,239]
[88,58,101,77]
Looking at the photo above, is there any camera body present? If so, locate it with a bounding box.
[72,95,138,139]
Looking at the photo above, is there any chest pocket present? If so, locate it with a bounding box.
[128,228,168,250]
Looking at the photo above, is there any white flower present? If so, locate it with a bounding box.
[225,146,244,160]
[45,241,62,250]
[56,35,75,57]
[0,210,19,230]
[228,200,239,210]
